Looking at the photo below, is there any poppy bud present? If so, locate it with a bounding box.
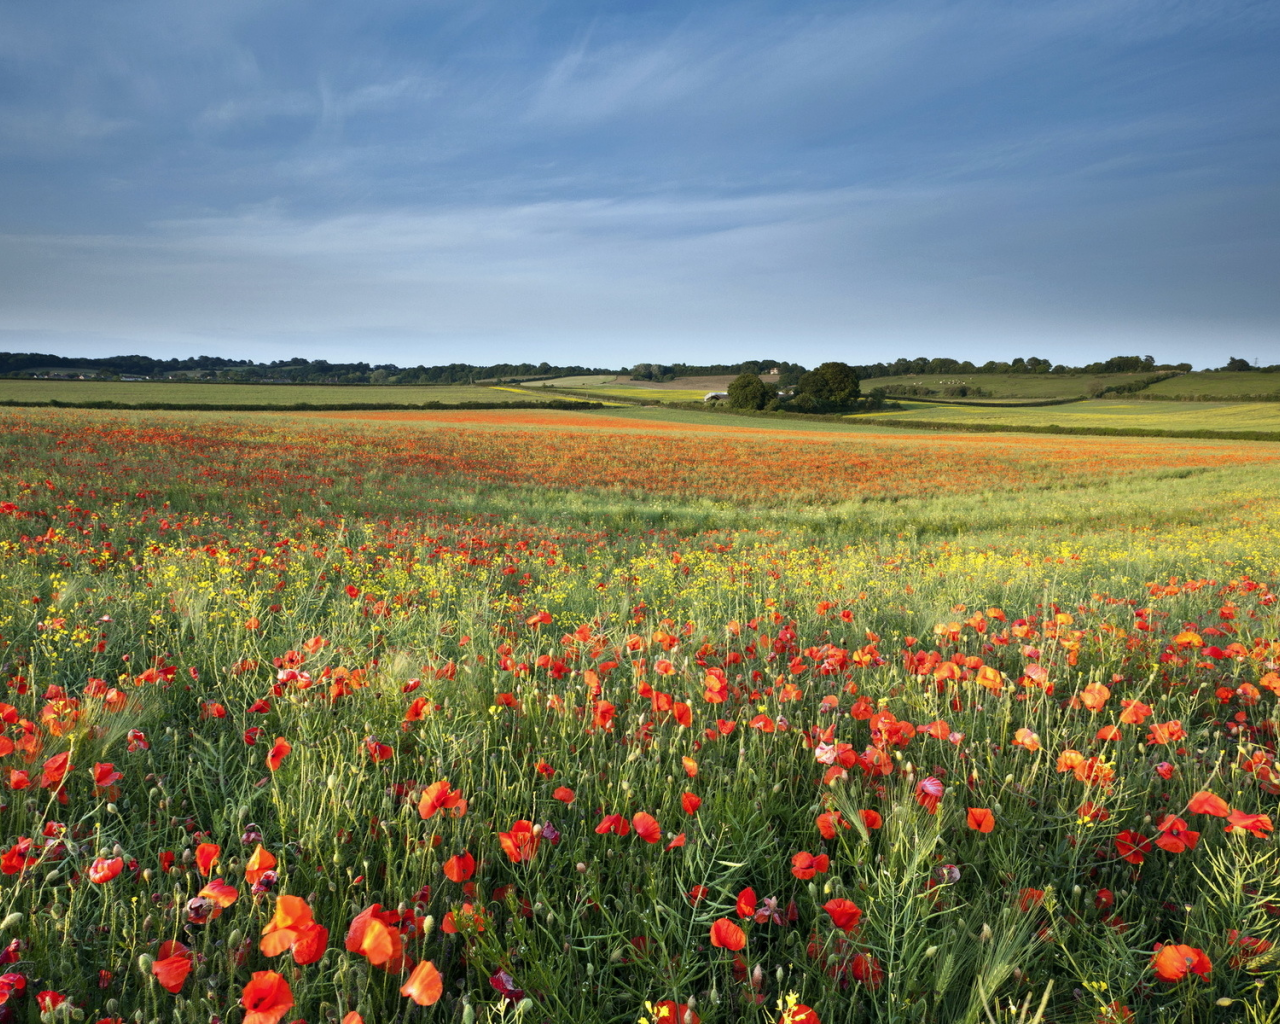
[142,914,154,933]
[515,1000,534,1013]
[228,929,242,948]
[0,912,22,931]
[576,862,587,873]
[1072,885,1081,897]
[142,868,154,883]
[1217,999,1234,1007]
[776,966,784,984]
[925,946,937,957]
[422,915,434,938]
[1004,774,1014,784]
[463,1006,476,1024]
[113,844,124,858]
[585,963,594,976]
[106,803,118,814]
[980,923,992,943]
[772,782,782,793]
[137,953,154,975]
[751,964,763,989]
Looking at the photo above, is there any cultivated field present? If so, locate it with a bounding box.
[1143,373,1280,401]
[0,380,578,407]
[856,373,1167,401]
[0,406,1276,1024]
[858,399,1280,435]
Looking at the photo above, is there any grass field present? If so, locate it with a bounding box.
[855,398,1280,433]
[858,372,1167,400]
[0,379,572,406]
[0,405,1276,1023]
[524,383,712,403]
[1143,372,1280,400]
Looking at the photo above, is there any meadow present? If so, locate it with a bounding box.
[0,406,1276,1024]
[846,374,1162,401]
[0,381,581,408]
[1142,375,1280,402]
[857,400,1280,436]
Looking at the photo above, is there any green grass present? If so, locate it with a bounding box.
[852,398,1280,433]
[527,384,712,403]
[0,379,566,406]
[860,372,1165,400]
[1143,371,1280,400]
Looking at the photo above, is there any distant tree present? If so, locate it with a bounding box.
[1225,357,1255,371]
[793,361,860,411]
[727,373,773,410]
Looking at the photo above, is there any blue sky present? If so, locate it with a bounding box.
[1,0,1277,369]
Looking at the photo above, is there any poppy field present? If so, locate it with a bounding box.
[0,407,1277,1024]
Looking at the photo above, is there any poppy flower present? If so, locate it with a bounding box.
[682,756,698,777]
[1151,943,1212,983]
[1225,810,1274,838]
[915,776,943,815]
[1012,728,1040,752]
[345,906,403,968]
[779,1002,821,1024]
[197,878,238,917]
[240,970,294,1024]
[851,952,884,988]
[966,808,995,833]
[595,813,630,837]
[823,898,863,933]
[681,792,702,815]
[245,844,277,885]
[260,895,328,966]
[790,851,829,880]
[665,833,687,850]
[1115,830,1151,865]
[552,786,576,803]
[265,738,291,771]
[400,960,443,1006]
[816,810,848,838]
[498,820,541,863]
[441,901,486,934]
[443,851,475,882]
[1153,816,1199,854]
[709,918,746,951]
[859,809,882,830]
[1018,888,1045,911]
[152,941,192,993]
[195,842,220,877]
[652,1002,700,1024]
[88,856,123,883]
[736,888,757,919]
[419,779,465,820]
[1187,791,1230,817]
[632,812,662,844]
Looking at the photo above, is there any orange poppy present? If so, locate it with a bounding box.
[419,779,465,820]
[240,970,294,1024]
[88,856,123,883]
[400,960,443,1006]
[709,918,746,950]
[498,820,541,863]
[195,842,220,877]
[966,808,995,833]
[265,738,291,771]
[1187,791,1231,817]
[632,812,662,844]
[152,941,192,994]
[1150,943,1211,983]
[245,844,277,885]
[442,851,475,882]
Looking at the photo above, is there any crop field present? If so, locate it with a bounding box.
[523,383,712,404]
[858,399,1280,435]
[1143,374,1280,401]
[0,405,1277,1024]
[856,374,1163,401]
[0,380,571,407]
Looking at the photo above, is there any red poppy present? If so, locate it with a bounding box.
[88,856,123,883]
[595,813,630,837]
[915,776,943,815]
[632,812,662,844]
[245,844,277,885]
[552,786,576,803]
[1151,943,1212,983]
[260,895,328,966]
[443,851,475,882]
[859,809,882,830]
[1225,810,1274,838]
[780,1003,821,1024]
[823,898,862,933]
[240,970,294,1024]
[195,842,220,877]
[1115,830,1151,865]
[709,918,746,950]
[152,941,192,994]
[736,888,757,919]
[1153,815,1199,854]
[265,738,291,771]
[681,792,702,815]
[851,952,884,988]
[498,820,541,863]
[651,1002,700,1024]
[419,779,466,820]
[400,960,443,1006]
[1187,791,1230,817]
[790,851,830,880]
[966,808,995,833]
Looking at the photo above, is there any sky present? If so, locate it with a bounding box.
[0,0,1277,370]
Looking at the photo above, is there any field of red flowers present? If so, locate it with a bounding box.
[0,407,1275,1024]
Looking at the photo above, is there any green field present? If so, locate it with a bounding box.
[859,371,1166,400]
[1143,371,1280,400]
[523,374,620,387]
[0,379,570,406]
[524,383,711,403]
[854,398,1280,433]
